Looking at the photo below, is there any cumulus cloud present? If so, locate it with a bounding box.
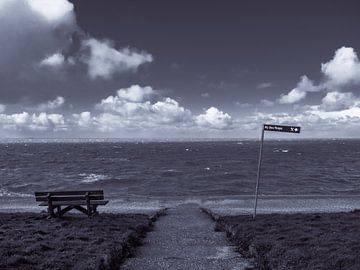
[117,85,155,102]
[278,88,307,104]
[195,107,233,130]
[96,85,191,129]
[152,98,192,124]
[92,98,193,132]
[0,0,77,106]
[296,75,321,93]
[73,111,92,128]
[0,0,154,105]
[0,81,236,136]
[321,47,360,88]
[36,96,65,111]
[309,104,360,121]
[27,0,74,22]
[0,0,76,74]
[0,112,67,132]
[320,91,356,111]
[96,85,155,114]
[278,75,319,104]
[252,91,360,135]
[74,86,234,133]
[81,38,153,80]
[278,47,360,105]
[39,52,65,67]
[255,47,360,135]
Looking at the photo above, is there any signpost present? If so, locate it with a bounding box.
[253,124,301,219]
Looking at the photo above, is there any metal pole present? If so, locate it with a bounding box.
[253,125,265,219]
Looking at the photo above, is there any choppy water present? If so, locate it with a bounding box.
[1,139,360,214]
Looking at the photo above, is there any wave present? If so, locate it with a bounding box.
[78,173,111,183]
[0,188,32,198]
[273,149,289,153]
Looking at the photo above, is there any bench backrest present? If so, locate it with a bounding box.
[34,190,104,202]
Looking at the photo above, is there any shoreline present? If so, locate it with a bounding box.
[0,210,165,270]
[3,195,360,216]
[203,208,360,270]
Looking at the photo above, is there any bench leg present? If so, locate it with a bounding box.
[74,205,90,216]
[56,206,61,217]
[86,204,91,217]
[58,205,74,217]
[47,205,56,218]
[92,205,98,216]
[48,205,98,217]
[46,194,55,218]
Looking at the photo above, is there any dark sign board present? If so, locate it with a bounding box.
[263,124,300,133]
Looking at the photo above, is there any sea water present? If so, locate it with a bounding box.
[1,139,360,214]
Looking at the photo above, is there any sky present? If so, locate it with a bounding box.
[0,0,360,138]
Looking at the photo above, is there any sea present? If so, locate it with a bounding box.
[1,139,360,215]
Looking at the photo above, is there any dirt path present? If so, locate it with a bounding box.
[122,203,250,270]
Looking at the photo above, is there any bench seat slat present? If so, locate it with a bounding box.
[35,190,103,197]
[38,200,109,206]
[35,195,104,202]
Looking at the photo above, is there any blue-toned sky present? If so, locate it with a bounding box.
[1,0,360,138]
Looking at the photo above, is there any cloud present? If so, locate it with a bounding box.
[39,52,65,67]
[0,83,236,136]
[27,0,74,22]
[97,96,192,128]
[321,47,360,88]
[278,47,360,105]
[117,85,155,102]
[92,113,127,132]
[278,88,307,104]
[252,91,360,135]
[0,104,6,113]
[201,92,210,98]
[296,75,321,93]
[79,86,235,133]
[0,0,154,105]
[195,107,233,130]
[81,38,153,80]
[0,0,77,104]
[96,85,155,114]
[0,112,67,132]
[90,99,193,132]
[278,75,319,104]
[95,85,192,129]
[257,82,272,89]
[309,104,360,121]
[0,0,76,75]
[73,111,92,128]
[36,96,65,110]
[320,91,356,111]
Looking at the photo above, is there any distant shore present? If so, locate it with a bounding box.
[0,211,163,270]
[204,209,360,270]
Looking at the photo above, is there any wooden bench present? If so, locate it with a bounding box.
[34,190,109,218]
